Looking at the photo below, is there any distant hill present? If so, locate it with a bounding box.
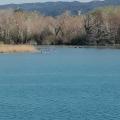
[0,0,120,16]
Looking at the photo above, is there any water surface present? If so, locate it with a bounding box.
[0,46,120,120]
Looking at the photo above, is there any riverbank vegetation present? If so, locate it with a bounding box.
[0,45,37,53]
[0,6,120,46]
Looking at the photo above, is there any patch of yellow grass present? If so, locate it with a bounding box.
[0,45,37,53]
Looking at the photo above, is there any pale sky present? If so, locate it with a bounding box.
[0,0,93,5]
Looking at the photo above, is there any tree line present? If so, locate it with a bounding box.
[0,6,120,46]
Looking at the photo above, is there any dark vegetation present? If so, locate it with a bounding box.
[0,6,120,46]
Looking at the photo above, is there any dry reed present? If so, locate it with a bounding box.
[0,45,37,53]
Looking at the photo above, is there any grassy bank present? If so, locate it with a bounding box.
[0,45,37,53]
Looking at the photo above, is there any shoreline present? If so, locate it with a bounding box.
[0,44,120,53]
[37,45,120,49]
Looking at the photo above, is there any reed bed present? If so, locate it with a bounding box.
[0,45,37,53]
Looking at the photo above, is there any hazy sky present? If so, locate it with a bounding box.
[0,0,93,5]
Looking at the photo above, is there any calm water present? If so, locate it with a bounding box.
[0,46,120,120]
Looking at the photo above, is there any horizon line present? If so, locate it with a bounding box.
[0,0,103,5]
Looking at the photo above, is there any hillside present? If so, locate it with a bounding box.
[0,0,120,16]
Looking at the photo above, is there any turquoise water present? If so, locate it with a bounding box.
[0,46,120,120]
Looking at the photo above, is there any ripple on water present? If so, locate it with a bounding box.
[0,47,120,120]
